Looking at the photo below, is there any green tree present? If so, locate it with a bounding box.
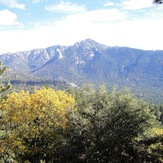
[159,105,163,126]
[63,87,158,162]
[0,61,12,162]
[0,62,10,98]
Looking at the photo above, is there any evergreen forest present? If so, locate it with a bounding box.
[0,63,163,163]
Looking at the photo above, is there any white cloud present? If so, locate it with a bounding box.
[0,9,19,25]
[87,9,127,22]
[104,2,115,7]
[45,1,86,14]
[0,4,163,54]
[32,0,43,3]
[122,0,153,10]
[0,0,25,9]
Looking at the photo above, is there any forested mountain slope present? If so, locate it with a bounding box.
[0,39,163,102]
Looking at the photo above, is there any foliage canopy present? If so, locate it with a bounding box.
[0,88,75,162]
[0,86,162,162]
[62,87,158,162]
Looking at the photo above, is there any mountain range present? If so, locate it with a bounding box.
[0,39,163,102]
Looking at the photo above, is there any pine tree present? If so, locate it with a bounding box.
[0,62,11,96]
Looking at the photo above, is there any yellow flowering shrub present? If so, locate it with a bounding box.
[0,88,75,158]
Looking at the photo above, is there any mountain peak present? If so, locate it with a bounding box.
[83,38,97,44]
[82,38,102,46]
[0,40,163,103]
[74,39,108,50]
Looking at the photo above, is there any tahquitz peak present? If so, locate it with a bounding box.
[0,38,163,101]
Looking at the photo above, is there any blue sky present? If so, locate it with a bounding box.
[0,0,163,54]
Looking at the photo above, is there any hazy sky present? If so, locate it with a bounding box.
[0,0,163,54]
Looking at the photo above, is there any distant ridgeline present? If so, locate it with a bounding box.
[0,39,163,103]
